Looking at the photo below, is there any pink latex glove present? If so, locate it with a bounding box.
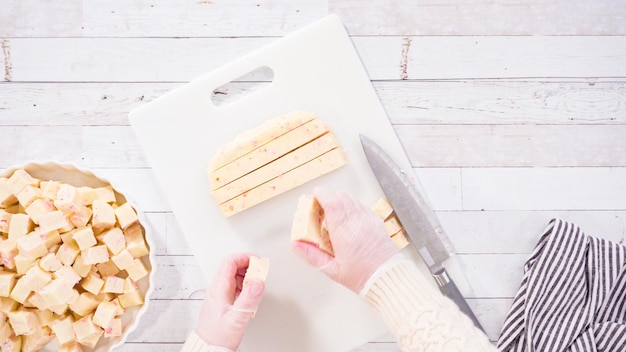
[291,187,399,294]
[195,253,266,351]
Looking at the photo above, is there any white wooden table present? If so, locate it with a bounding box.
[1,1,625,351]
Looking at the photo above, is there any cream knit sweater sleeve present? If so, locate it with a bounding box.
[180,331,233,352]
[364,260,498,352]
[181,260,496,352]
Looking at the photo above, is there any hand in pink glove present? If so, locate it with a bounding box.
[195,253,266,351]
[291,187,399,294]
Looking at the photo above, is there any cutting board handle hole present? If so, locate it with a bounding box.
[211,66,274,107]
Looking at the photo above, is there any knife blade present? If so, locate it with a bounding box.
[359,134,485,332]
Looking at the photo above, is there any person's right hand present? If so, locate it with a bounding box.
[291,187,398,294]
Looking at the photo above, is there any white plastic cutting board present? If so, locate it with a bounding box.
[130,14,424,352]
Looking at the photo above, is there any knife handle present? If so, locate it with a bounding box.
[433,268,485,333]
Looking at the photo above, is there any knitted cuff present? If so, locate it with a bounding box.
[180,331,235,352]
[359,254,405,298]
[363,260,445,332]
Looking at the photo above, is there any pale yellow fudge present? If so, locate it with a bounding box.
[69,293,99,317]
[7,309,40,336]
[0,210,12,233]
[211,132,339,204]
[0,169,151,350]
[372,197,394,221]
[0,270,16,297]
[2,332,22,351]
[117,289,144,308]
[38,210,70,234]
[15,186,42,208]
[104,317,122,338]
[72,226,97,251]
[371,197,410,250]
[0,178,18,207]
[383,216,403,236]
[39,252,62,272]
[101,227,126,255]
[291,194,333,256]
[22,325,54,351]
[6,169,39,195]
[111,249,135,270]
[102,276,125,294]
[390,229,410,249]
[93,301,119,329]
[81,273,105,295]
[125,258,149,281]
[113,203,138,229]
[209,112,348,217]
[243,256,269,316]
[8,213,34,239]
[81,245,110,265]
[24,199,54,225]
[209,118,331,190]
[51,316,76,345]
[219,147,348,217]
[244,256,270,284]
[16,233,47,260]
[91,200,116,229]
[59,341,83,352]
[208,111,316,172]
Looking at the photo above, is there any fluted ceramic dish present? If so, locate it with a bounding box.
[0,162,156,351]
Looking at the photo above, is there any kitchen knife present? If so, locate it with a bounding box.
[359,134,485,332]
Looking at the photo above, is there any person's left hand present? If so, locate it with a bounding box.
[195,253,266,351]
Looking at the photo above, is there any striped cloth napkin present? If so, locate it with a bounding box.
[497,218,626,351]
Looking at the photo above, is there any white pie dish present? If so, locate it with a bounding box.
[0,162,156,351]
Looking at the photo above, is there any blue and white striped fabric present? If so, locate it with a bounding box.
[498,218,626,351]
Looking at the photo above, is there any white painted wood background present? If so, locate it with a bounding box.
[1,1,626,350]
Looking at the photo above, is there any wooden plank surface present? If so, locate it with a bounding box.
[2,37,626,82]
[331,0,626,36]
[4,124,626,168]
[3,81,625,126]
[1,0,625,350]
[397,125,626,167]
[2,0,626,37]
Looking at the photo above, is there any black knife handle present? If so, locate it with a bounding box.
[433,268,486,333]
